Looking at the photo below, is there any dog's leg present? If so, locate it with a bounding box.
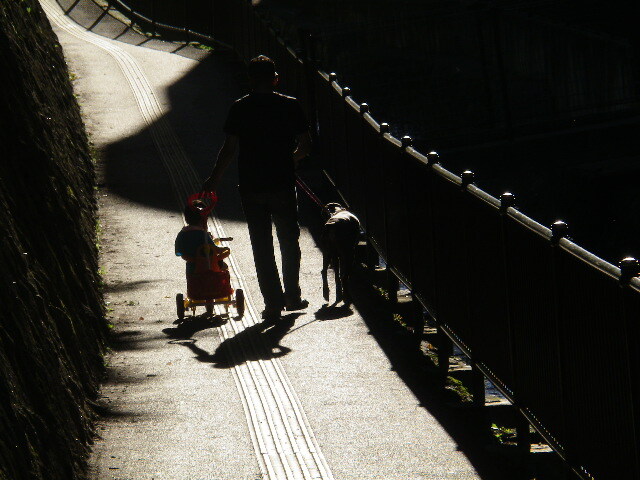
[341,252,353,307]
[322,251,330,302]
[340,246,356,307]
[335,254,343,303]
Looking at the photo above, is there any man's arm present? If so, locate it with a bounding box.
[293,131,312,168]
[202,134,239,191]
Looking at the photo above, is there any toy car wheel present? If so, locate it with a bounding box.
[176,293,185,320]
[235,289,245,319]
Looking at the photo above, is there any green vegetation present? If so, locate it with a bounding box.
[491,423,517,444]
[446,376,472,403]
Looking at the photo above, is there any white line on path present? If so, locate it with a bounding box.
[40,1,335,478]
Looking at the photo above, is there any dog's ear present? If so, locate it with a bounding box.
[324,202,343,217]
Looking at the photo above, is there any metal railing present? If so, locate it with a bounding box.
[72,1,640,478]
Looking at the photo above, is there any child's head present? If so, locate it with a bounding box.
[184,203,203,226]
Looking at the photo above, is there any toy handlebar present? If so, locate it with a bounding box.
[187,191,218,217]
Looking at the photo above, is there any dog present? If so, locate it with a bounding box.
[321,203,361,306]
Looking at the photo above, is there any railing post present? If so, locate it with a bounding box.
[359,102,370,233]
[550,219,569,470]
[471,361,485,409]
[461,170,475,190]
[437,326,453,386]
[325,72,339,186]
[340,86,352,199]
[400,135,424,347]
[367,122,390,276]
[298,28,317,139]
[619,256,640,479]
[499,191,519,390]
[619,257,639,285]
[150,0,157,37]
[183,0,189,43]
[410,296,426,349]
[516,414,532,469]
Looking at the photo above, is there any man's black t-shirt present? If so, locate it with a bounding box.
[224,92,308,193]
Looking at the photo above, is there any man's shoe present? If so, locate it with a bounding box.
[285,298,309,311]
[261,307,282,321]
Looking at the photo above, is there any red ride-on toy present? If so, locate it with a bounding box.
[175,192,245,321]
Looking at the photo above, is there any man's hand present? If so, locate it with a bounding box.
[204,134,239,192]
[293,131,312,168]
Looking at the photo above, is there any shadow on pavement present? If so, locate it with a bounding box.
[347,266,528,480]
[162,314,227,340]
[313,304,354,320]
[99,49,246,220]
[103,279,159,293]
[168,313,300,368]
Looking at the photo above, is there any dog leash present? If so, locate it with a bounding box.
[295,175,328,214]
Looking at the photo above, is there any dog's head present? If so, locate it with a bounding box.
[323,202,344,219]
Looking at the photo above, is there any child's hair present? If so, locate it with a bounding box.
[184,204,203,226]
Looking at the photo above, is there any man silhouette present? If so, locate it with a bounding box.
[203,55,312,320]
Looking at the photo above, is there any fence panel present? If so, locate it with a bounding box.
[465,189,512,387]
[503,214,563,442]
[344,102,367,217]
[330,93,350,200]
[380,137,413,286]
[622,281,640,478]
[361,120,386,254]
[314,74,336,180]
[211,0,232,46]
[555,246,636,479]
[404,153,437,313]
[429,167,473,349]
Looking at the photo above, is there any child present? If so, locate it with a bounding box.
[175,201,231,299]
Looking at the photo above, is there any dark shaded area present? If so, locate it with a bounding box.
[162,314,227,340]
[167,314,299,368]
[106,0,640,264]
[439,121,640,262]
[0,1,107,479]
[313,304,354,320]
[257,0,640,264]
[346,265,565,480]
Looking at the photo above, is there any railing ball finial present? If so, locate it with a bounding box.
[401,136,413,149]
[500,192,515,213]
[342,86,351,98]
[426,151,439,166]
[550,220,568,244]
[379,122,390,135]
[461,170,474,189]
[359,103,369,115]
[619,257,640,284]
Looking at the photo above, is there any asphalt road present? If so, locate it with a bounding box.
[42,1,511,479]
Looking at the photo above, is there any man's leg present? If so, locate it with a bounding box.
[270,188,303,307]
[241,193,284,313]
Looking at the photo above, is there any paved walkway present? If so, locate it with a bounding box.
[43,1,506,479]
